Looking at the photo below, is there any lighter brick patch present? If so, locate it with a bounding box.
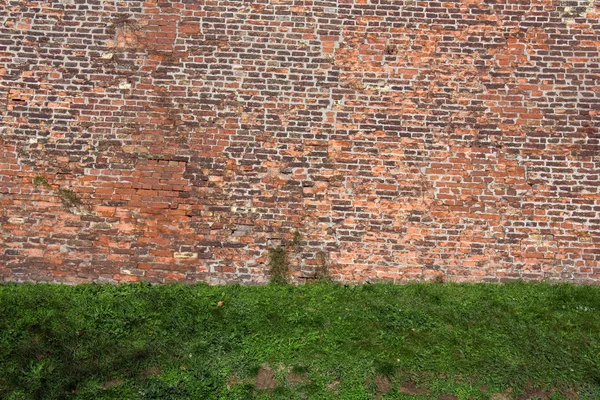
[174,252,198,259]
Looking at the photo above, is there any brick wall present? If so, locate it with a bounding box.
[1,0,600,284]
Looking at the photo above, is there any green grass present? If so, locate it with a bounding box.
[0,282,599,399]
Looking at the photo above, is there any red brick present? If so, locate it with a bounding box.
[1,0,599,285]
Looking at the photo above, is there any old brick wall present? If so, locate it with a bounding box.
[1,0,600,284]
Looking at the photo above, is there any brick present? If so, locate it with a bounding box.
[174,252,198,259]
[1,0,599,285]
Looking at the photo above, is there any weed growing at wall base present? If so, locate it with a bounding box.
[0,282,599,399]
[268,246,289,284]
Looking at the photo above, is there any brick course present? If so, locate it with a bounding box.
[1,0,600,284]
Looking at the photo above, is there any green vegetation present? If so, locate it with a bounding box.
[315,251,331,281]
[32,175,50,188]
[268,246,289,285]
[0,282,599,399]
[55,188,82,208]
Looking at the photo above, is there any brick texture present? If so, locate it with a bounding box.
[1,0,600,284]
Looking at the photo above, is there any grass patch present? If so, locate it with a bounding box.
[32,175,51,188]
[55,188,82,208]
[268,246,289,284]
[0,282,599,399]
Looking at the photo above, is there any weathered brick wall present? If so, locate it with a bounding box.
[1,0,600,284]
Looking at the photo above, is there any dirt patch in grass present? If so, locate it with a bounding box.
[287,370,307,385]
[255,365,277,390]
[517,386,551,399]
[101,378,122,389]
[400,380,428,395]
[326,378,340,390]
[366,375,391,394]
[562,387,578,399]
[226,374,242,389]
[491,390,513,400]
[141,367,160,377]
[374,375,391,393]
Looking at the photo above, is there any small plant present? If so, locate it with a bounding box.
[55,188,82,208]
[314,251,331,281]
[32,175,50,188]
[291,230,302,247]
[268,246,289,285]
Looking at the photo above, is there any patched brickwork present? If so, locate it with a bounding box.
[1,0,600,284]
